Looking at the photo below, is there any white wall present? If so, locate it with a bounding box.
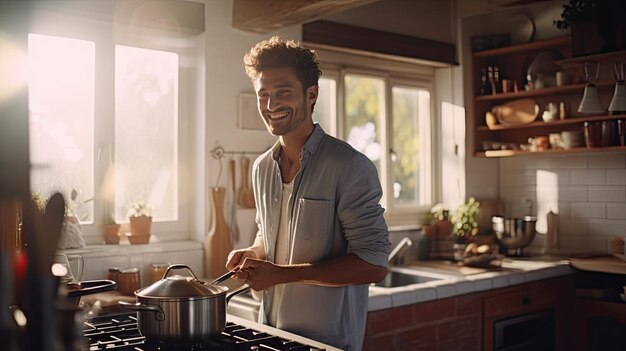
[199,0,302,250]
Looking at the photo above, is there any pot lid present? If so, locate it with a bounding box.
[136,264,227,299]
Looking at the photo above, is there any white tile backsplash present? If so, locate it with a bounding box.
[607,203,626,219]
[559,218,589,235]
[588,186,626,202]
[607,169,626,185]
[557,186,588,202]
[588,154,626,169]
[587,219,626,236]
[550,155,587,169]
[499,153,626,254]
[570,202,606,219]
[570,169,606,185]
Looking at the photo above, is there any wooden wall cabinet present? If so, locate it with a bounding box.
[471,36,626,157]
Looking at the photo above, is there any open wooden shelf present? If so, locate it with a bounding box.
[476,145,626,158]
[473,36,570,58]
[472,34,626,157]
[475,83,585,101]
[557,50,626,66]
[477,113,626,131]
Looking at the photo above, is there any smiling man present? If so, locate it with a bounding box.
[225,36,390,351]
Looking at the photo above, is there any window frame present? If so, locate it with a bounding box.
[26,4,196,244]
[313,48,439,227]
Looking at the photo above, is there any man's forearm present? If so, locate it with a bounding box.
[277,253,387,287]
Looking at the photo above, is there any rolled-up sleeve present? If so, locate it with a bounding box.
[337,153,391,267]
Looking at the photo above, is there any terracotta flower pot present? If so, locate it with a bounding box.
[102,223,121,244]
[128,215,152,244]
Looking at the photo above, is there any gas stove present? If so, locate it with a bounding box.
[83,312,328,351]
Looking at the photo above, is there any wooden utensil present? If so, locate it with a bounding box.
[204,187,233,279]
[238,156,256,209]
[229,159,239,245]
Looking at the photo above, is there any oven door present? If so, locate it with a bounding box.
[494,308,555,351]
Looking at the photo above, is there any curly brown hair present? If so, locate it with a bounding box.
[243,36,322,91]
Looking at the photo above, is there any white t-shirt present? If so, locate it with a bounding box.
[268,180,293,327]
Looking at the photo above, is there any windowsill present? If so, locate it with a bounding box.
[60,239,203,258]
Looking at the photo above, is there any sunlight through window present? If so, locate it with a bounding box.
[114,45,178,222]
[28,34,95,222]
[536,170,559,233]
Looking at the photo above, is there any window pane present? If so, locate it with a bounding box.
[28,34,95,222]
[312,77,336,136]
[344,74,384,170]
[115,46,178,222]
[392,86,430,205]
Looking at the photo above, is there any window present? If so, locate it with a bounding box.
[114,46,179,222]
[26,7,197,244]
[312,51,436,226]
[28,34,95,222]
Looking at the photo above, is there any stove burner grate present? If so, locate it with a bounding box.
[83,312,321,351]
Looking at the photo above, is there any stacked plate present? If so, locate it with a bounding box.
[561,130,585,148]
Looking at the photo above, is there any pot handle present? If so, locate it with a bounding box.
[161,264,199,281]
[118,301,165,321]
[226,284,252,304]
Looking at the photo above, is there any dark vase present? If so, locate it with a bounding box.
[596,0,626,53]
[570,20,603,57]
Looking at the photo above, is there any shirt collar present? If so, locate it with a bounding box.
[270,123,326,161]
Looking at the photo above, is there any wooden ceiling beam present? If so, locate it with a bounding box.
[232,0,379,34]
[303,20,458,65]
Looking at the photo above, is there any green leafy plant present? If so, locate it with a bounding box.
[553,0,598,30]
[128,200,152,217]
[451,197,480,239]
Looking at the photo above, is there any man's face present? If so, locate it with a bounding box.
[254,67,317,136]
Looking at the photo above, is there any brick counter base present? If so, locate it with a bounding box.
[364,294,482,351]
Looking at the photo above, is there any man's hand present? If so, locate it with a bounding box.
[233,257,284,291]
[225,248,259,271]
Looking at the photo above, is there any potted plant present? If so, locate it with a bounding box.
[450,197,480,260]
[102,214,121,245]
[127,201,152,244]
[554,0,626,56]
[451,197,480,241]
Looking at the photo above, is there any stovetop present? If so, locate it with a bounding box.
[83,312,322,351]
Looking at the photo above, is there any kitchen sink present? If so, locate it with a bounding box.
[373,267,450,288]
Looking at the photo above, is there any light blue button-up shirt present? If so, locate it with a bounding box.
[252,124,391,350]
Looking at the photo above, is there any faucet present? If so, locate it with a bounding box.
[388,237,413,265]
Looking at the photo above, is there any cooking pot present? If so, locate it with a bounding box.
[119,264,249,342]
[492,215,537,256]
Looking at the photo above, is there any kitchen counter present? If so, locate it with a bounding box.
[228,256,574,320]
[367,257,573,311]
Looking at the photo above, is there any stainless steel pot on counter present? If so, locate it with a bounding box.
[492,215,537,256]
[119,264,249,342]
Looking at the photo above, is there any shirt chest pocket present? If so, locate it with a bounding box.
[294,198,330,260]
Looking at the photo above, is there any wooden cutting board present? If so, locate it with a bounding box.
[238,156,256,209]
[204,187,233,279]
[569,255,626,274]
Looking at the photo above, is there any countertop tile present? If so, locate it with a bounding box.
[427,280,457,299]
[368,291,393,311]
[363,259,574,311]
